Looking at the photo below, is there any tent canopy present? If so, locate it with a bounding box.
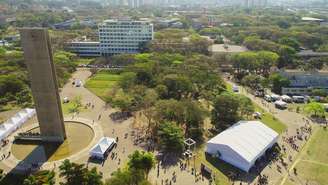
[206,121,278,172]
[89,137,116,159]
[0,108,36,141]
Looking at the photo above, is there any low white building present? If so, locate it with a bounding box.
[206,121,278,172]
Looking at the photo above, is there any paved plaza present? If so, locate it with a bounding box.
[0,69,209,185]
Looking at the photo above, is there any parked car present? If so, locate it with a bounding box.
[232,85,239,93]
[281,95,292,103]
[264,95,272,102]
[63,97,69,103]
[271,94,281,101]
[275,100,288,109]
[292,96,305,103]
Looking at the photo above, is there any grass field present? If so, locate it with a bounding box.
[61,101,76,115]
[284,127,328,185]
[225,82,287,134]
[254,104,287,134]
[85,70,122,100]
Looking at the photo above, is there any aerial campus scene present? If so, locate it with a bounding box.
[0,0,328,185]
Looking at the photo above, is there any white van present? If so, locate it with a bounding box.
[292,96,305,103]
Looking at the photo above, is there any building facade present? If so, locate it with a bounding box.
[66,19,153,57]
[99,19,153,56]
[66,41,100,57]
[280,70,328,95]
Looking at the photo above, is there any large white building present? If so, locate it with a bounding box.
[206,121,278,172]
[99,19,153,56]
[66,19,153,57]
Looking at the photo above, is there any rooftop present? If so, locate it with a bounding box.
[207,121,278,163]
[210,44,247,53]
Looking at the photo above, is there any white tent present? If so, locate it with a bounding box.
[89,137,116,159]
[0,108,36,141]
[206,121,278,172]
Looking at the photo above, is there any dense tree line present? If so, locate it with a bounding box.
[0,47,77,111]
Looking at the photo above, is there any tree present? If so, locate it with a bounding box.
[59,160,103,185]
[69,95,83,114]
[211,93,240,129]
[305,102,325,117]
[118,72,137,90]
[157,122,184,153]
[162,74,193,100]
[59,159,87,185]
[278,37,300,51]
[154,99,185,123]
[105,169,132,185]
[277,45,296,68]
[276,20,291,29]
[85,167,103,185]
[105,169,151,185]
[241,74,263,90]
[257,51,279,76]
[311,89,327,97]
[127,150,155,179]
[109,89,134,113]
[269,73,290,94]
[182,100,207,141]
[155,84,168,99]
[238,96,254,118]
[23,170,56,185]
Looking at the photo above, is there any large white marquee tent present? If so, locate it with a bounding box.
[0,108,36,141]
[89,137,116,160]
[206,121,278,172]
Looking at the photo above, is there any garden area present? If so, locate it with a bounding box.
[84,70,122,100]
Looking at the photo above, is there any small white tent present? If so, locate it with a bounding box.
[89,137,116,159]
[206,121,278,172]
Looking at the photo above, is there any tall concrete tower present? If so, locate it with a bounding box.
[20,28,67,143]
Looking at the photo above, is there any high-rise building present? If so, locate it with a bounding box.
[67,19,153,57]
[99,19,153,56]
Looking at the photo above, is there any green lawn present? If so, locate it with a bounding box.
[61,101,75,115]
[303,127,328,164]
[84,70,122,100]
[283,127,328,185]
[294,161,328,185]
[254,104,287,134]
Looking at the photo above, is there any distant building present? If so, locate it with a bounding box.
[280,70,328,95]
[53,19,77,29]
[210,44,247,54]
[301,17,325,22]
[66,42,100,57]
[0,40,9,46]
[296,50,328,59]
[66,19,153,57]
[99,19,153,56]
